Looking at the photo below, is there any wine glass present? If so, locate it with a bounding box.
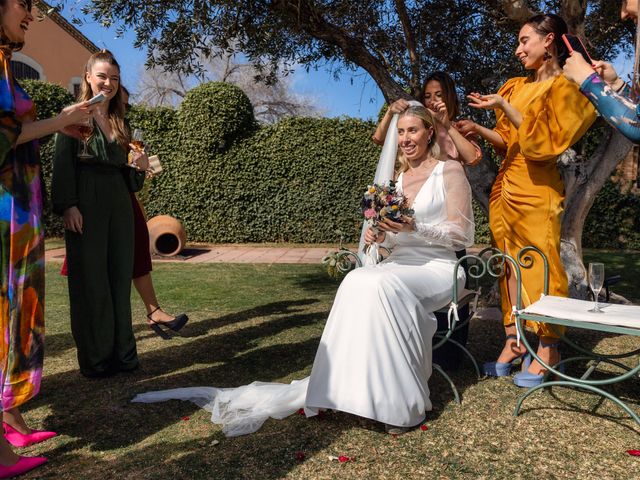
[131,129,145,151]
[77,117,94,159]
[588,262,605,313]
[128,129,145,168]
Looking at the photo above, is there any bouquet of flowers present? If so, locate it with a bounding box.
[361,181,414,233]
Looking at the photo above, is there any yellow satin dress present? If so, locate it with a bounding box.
[490,74,596,338]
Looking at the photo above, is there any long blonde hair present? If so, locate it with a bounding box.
[79,50,129,150]
[396,106,440,173]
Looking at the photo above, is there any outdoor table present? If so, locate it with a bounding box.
[514,295,640,426]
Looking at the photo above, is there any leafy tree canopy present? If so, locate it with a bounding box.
[57,0,632,102]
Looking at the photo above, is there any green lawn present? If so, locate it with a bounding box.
[17,260,640,479]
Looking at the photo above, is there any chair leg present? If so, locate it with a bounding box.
[443,337,481,379]
[433,363,461,405]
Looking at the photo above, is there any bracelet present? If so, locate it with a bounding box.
[613,78,626,93]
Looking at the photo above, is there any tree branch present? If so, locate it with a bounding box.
[393,0,422,99]
[559,126,633,298]
[499,0,534,23]
[271,0,410,101]
[560,0,588,36]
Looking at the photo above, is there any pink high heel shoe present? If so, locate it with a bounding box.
[3,423,57,448]
[0,456,47,479]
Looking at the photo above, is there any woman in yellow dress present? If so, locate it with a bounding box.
[457,13,596,387]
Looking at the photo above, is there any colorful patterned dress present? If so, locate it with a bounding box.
[0,48,44,411]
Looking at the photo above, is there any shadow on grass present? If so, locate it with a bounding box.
[31,299,348,479]
[38,413,352,479]
[288,269,344,296]
[32,298,327,445]
[42,298,323,358]
[469,307,640,432]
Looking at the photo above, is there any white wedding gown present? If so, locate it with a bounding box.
[133,160,474,436]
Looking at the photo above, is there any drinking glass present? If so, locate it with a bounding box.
[588,262,605,313]
[77,117,94,159]
[131,129,144,151]
[128,129,145,168]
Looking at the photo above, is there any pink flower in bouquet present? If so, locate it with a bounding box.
[361,181,414,229]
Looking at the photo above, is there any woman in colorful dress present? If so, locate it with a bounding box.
[52,50,147,378]
[0,0,92,476]
[459,13,597,386]
[563,0,640,143]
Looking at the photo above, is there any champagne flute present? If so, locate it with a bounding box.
[128,129,145,168]
[77,117,94,159]
[588,262,605,313]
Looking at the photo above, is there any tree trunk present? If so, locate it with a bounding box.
[465,151,498,213]
[559,127,632,299]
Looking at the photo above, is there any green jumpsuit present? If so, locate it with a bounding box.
[51,125,144,377]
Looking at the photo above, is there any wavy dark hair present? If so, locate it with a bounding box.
[525,13,570,67]
[0,0,33,51]
[422,71,460,120]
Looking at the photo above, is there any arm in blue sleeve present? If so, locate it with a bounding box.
[580,73,640,143]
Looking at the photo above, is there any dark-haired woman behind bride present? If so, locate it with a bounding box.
[133,105,474,436]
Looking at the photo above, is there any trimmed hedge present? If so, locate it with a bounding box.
[584,180,640,250]
[21,79,640,248]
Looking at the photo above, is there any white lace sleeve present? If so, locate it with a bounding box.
[411,161,474,249]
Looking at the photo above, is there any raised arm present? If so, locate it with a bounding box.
[17,102,92,145]
[580,74,640,143]
[456,119,507,153]
[430,100,482,166]
[372,99,410,145]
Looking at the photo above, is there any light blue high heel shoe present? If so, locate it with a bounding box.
[482,335,531,377]
[513,339,564,388]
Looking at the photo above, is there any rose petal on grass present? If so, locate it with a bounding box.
[338,455,352,463]
[295,451,305,461]
[420,424,428,431]
[297,408,305,416]
[627,450,640,456]
[181,416,190,421]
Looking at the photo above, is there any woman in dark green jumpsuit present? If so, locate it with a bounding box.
[52,50,146,377]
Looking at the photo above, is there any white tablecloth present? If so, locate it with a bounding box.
[523,296,640,331]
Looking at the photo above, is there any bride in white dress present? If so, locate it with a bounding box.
[133,105,474,436]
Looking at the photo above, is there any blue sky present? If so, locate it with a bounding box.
[60,5,385,120]
[60,4,634,121]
